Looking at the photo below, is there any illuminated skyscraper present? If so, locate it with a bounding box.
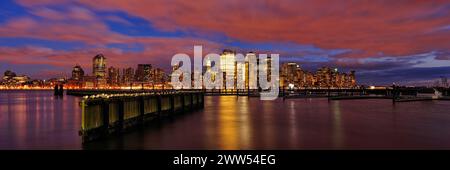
[71,65,84,81]
[93,54,107,86]
[122,67,135,85]
[220,49,237,89]
[107,66,120,86]
[93,54,106,78]
[349,70,356,87]
[279,63,356,88]
[280,62,299,89]
[135,64,152,82]
[153,68,165,83]
[316,67,331,87]
[246,52,257,89]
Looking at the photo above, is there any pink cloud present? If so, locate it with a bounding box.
[67,0,449,58]
[2,0,449,80]
[10,0,450,59]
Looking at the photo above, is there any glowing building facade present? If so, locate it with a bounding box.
[280,63,356,89]
[71,65,84,81]
[220,49,237,89]
[135,64,152,82]
[107,66,120,86]
[122,67,135,85]
[92,54,107,86]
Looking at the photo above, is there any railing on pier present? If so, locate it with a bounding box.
[79,91,204,143]
[281,87,450,102]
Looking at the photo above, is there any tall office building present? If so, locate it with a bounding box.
[280,62,299,89]
[71,65,84,81]
[93,54,107,86]
[122,67,135,85]
[349,70,356,87]
[93,54,106,78]
[135,64,152,82]
[107,66,120,86]
[246,52,257,89]
[153,68,165,83]
[280,62,356,88]
[220,49,237,89]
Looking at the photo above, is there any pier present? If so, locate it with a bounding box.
[281,87,450,103]
[79,91,204,143]
[67,86,450,102]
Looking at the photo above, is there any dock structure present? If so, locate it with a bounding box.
[79,91,204,143]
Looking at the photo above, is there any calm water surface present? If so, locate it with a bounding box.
[1,90,450,149]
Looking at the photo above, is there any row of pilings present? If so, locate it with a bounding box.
[54,85,64,96]
[79,91,204,143]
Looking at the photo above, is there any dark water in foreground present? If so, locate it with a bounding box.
[1,90,450,149]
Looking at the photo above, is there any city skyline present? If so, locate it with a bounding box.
[0,51,363,89]
[0,0,449,85]
[2,51,450,88]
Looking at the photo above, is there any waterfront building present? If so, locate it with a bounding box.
[246,52,257,89]
[280,62,357,88]
[122,67,135,85]
[280,62,300,89]
[220,49,237,89]
[71,65,84,81]
[82,76,97,88]
[2,70,30,86]
[92,54,107,86]
[135,64,152,82]
[152,68,166,83]
[107,66,120,86]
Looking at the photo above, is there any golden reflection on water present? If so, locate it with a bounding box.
[238,97,251,149]
[215,96,252,149]
[13,92,27,146]
[262,100,275,148]
[218,96,238,149]
[288,101,298,148]
[202,96,216,148]
[332,101,344,147]
[0,91,83,148]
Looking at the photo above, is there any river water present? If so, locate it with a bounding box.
[1,90,450,149]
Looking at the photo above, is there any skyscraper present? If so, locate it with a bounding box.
[153,68,165,83]
[93,54,107,86]
[279,63,356,88]
[220,49,236,89]
[122,67,135,84]
[71,65,84,81]
[135,64,152,82]
[107,66,120,86]
[246,52,257,89]
[280,62,299,89]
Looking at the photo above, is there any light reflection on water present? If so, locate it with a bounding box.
[0,90,81,149]
[2,91,450,149]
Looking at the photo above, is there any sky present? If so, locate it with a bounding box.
[0,0,449,85]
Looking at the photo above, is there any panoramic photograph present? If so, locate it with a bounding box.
[0,0,449,168]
